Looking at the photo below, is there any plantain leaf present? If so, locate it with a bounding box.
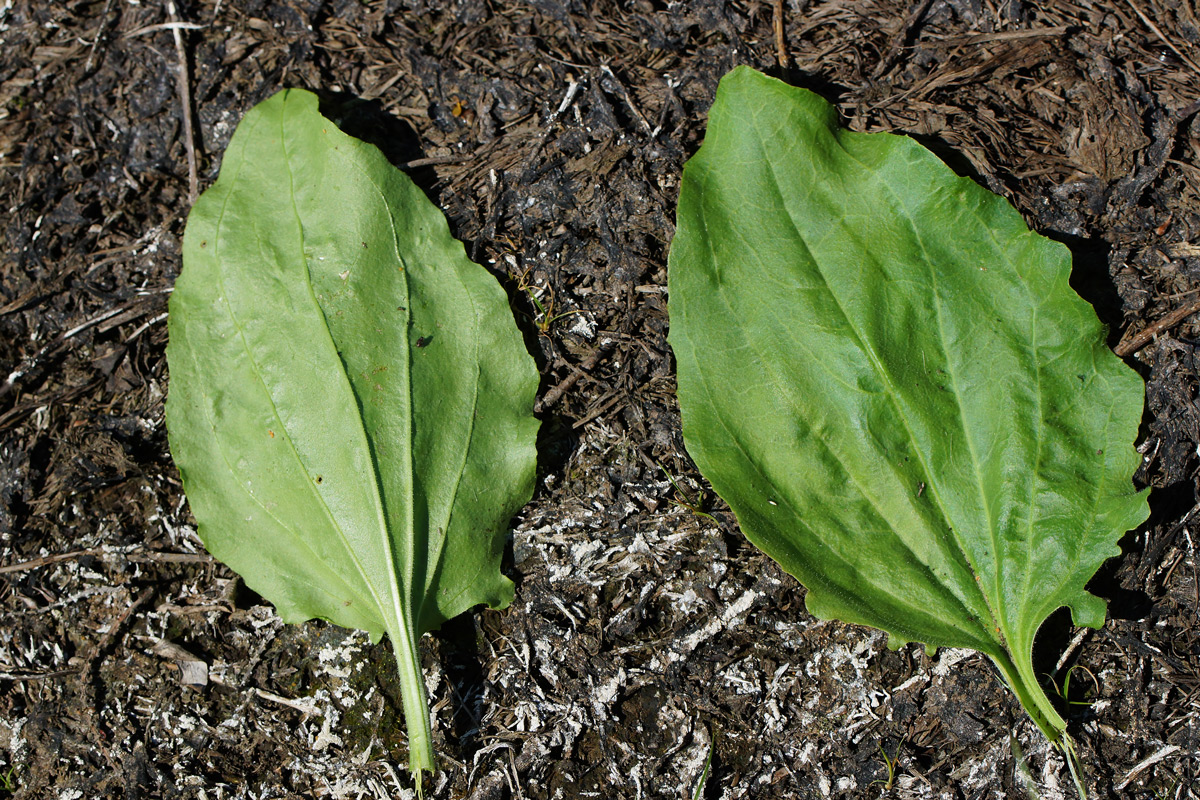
[668,66,1148,746]
[165,89,539,785]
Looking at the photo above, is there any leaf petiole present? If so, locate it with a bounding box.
[391,627,435,793]
[992,647,1092,798]
[987,648,1065,746]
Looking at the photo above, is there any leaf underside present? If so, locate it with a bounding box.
[166,89,539,777]
[668,66,1148,741]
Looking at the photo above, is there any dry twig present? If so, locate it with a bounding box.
[772,0,788,71]
[0,550,88,574]
[0,548,210,574]
[1123,0,1200,81]
[167,0,199,202]
[535,338,614,413]
[870,0,935,80]
[1114,296,1200,356]
[84,0,118,74]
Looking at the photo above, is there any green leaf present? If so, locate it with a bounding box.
[668,66,1148,745]
[165,89,539,783]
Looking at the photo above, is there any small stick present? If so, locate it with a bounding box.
[952,26,1069,46]
[1052,628,1091,676]
[125,550,211,564]
[599,65,653,135]
[0,550,89,574]
[1,299,150,400]
[402,154,472,169]
[535,337,614,412]
[0,667,81,682]
[1115,744,1181,791]
[772,0,788,71]
[123,21,205,39]
[84,0,118,74]
[1114,296,1200,356]
[252,687,320,716]
[870,0,935,80]
[1184,529,1199,618]
[1123,0,1200,81]
[167,0,199,202]
[523,76,584,175]
[0,548,210,574]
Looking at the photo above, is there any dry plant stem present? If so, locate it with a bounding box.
[167,0,199,202]
[0,549,89,574]
[772,0,787,70]
[0,667,81,682]
[0,290,166,400]
[0,548,210,574]
[1123,0,1200,80]
[870,0,935,79]
[954,26,1069,46]
[84,0,117,74]
[1116,744,1183,791]
[523,78,583,175]
[600,65,653,134]
[535,338,614,412]
[124,21,206,38]
[403,154,472,169]
[1114,296,1200,355]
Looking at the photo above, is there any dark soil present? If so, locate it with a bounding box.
[2,1,1199,798]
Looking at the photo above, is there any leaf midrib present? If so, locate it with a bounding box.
[681,161,993,647]
[802,120,1008,643]
[325,144,486,625]
[715,98,1006,644]
[827,130,1051,653]
[325,141,423,630]
[181,107,380,620]
[208,96,401,634]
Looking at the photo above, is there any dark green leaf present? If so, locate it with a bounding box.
[668,66,1148,744]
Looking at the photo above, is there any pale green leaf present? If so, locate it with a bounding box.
[668,66,1149,744]
[165,89,539,782]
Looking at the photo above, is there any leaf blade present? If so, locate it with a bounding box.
[166,88,538,779]
[170,91,399,637]
[668,66,1148,739]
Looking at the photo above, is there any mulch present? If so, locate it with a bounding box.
[1,1,1198,798]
